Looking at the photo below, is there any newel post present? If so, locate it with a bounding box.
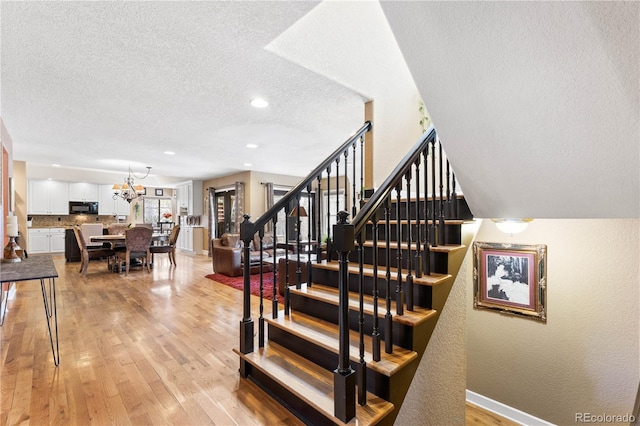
[239,214,254,368]
[333,210,356,423]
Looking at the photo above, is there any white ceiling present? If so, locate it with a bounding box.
[1,1,366,185]
[382,1,639,218]
[2,1,638,218]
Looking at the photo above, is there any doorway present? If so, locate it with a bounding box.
[214,190,236,238]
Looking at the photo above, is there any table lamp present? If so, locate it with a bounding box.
[3,215,22,263]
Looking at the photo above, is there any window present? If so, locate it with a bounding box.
[273,190,315,241]
[321,189,345,240]
[143,198,173,225]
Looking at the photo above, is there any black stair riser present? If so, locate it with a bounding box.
[310,267,433,308]
[363,222,462,245]
[386,198,472,221]
[289,294,418,350]
[344,247,449,274]
[268,324,392,400]
[242,360,337,426]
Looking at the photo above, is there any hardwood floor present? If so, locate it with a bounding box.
[1,253,302,425]
[1,252,514,425]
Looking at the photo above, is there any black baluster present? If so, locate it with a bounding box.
[371,212,381,362]
[306,183,313,287]
[384,198,393,354]
[316,175,323,263]
[405,172,414,311]
[258,227,265,348]
[414,158,422,278]
[452,171,459,219]
[294,195,303,290]
[284,205,291,316]
[446,158,451,218]
[395,185,403,317]
[430,139,438,247]
[438,141,446,246]
[352,141,357,218]
[423,149,431,275]
[357,232,366,406]
[272,217,278,319]
[326,166,332,262]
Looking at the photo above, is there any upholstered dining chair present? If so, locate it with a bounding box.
[73,226,115,276]
[150,225,180,266]
[115,226,153,275]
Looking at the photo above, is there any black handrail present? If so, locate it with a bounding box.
[351,125,436,236]
[251,121,372,232]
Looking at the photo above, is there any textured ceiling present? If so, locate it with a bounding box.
[1,1,366,184]
[382,1,639,218]
[3,1,638,218]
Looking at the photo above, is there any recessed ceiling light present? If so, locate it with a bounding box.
[246,143,258,149]
[164,151,175,155]
[244,163,252,167]
[250,98,269,108]
[52,164,61,167]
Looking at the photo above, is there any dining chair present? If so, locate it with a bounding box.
[115,226,153,275]
[73,226,115,276]
[150,225,180,266]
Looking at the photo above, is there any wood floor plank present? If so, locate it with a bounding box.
[0,251,510,425]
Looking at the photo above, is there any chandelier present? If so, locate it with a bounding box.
[112,166,152,203]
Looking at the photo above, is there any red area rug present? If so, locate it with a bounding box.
[205,273,283,303]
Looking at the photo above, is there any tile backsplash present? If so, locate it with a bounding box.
[28,215,120,228]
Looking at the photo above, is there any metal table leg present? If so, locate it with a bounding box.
[40,278,60,366]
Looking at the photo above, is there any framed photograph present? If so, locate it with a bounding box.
[473,242,547,322]
[155,188,163,196]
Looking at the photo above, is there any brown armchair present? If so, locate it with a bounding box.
[211,232,290,277]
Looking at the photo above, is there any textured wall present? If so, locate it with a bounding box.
[395,242,471,425]
[467,219,639,425]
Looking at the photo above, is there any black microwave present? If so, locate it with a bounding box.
[69,201,99,215]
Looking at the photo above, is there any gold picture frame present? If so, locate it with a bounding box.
[473,242,547,322]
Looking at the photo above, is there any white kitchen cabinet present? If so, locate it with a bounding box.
[28,180,69,215]
[69,182,99,201]
[98,185,131,216]
[176,180,203,216]
[177,226,203,254]
[28,228,66,254]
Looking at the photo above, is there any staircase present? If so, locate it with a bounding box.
[234,123,474,425]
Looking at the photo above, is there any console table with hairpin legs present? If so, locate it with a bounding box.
[0,255,60,365]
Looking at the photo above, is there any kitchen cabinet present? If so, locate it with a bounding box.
[98,185,131,216]
[177,226,203,254]
[28,180,69,215]
[28,228,65,254]
[176,180,203,216]
[69,182,99,201]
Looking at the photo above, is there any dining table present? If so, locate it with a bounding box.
[90,233,169,246]
[91,233,169,272]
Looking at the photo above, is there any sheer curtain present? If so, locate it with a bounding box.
[233,181,244,233]
[264,182,274,233]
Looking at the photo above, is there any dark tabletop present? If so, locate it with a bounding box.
[0,255,58,283]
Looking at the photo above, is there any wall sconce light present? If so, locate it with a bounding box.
[492,218,533,234]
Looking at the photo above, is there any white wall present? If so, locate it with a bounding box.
[467,219,640,425]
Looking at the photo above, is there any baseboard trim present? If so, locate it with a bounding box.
[466,390,555,426]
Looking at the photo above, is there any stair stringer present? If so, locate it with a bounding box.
[383,221,479,425]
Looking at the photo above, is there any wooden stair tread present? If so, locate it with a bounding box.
[235,342,393,426]
[290,283,437,327]
[395,194,466,202]
[268,311,418,376]
[313,261,452,287]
